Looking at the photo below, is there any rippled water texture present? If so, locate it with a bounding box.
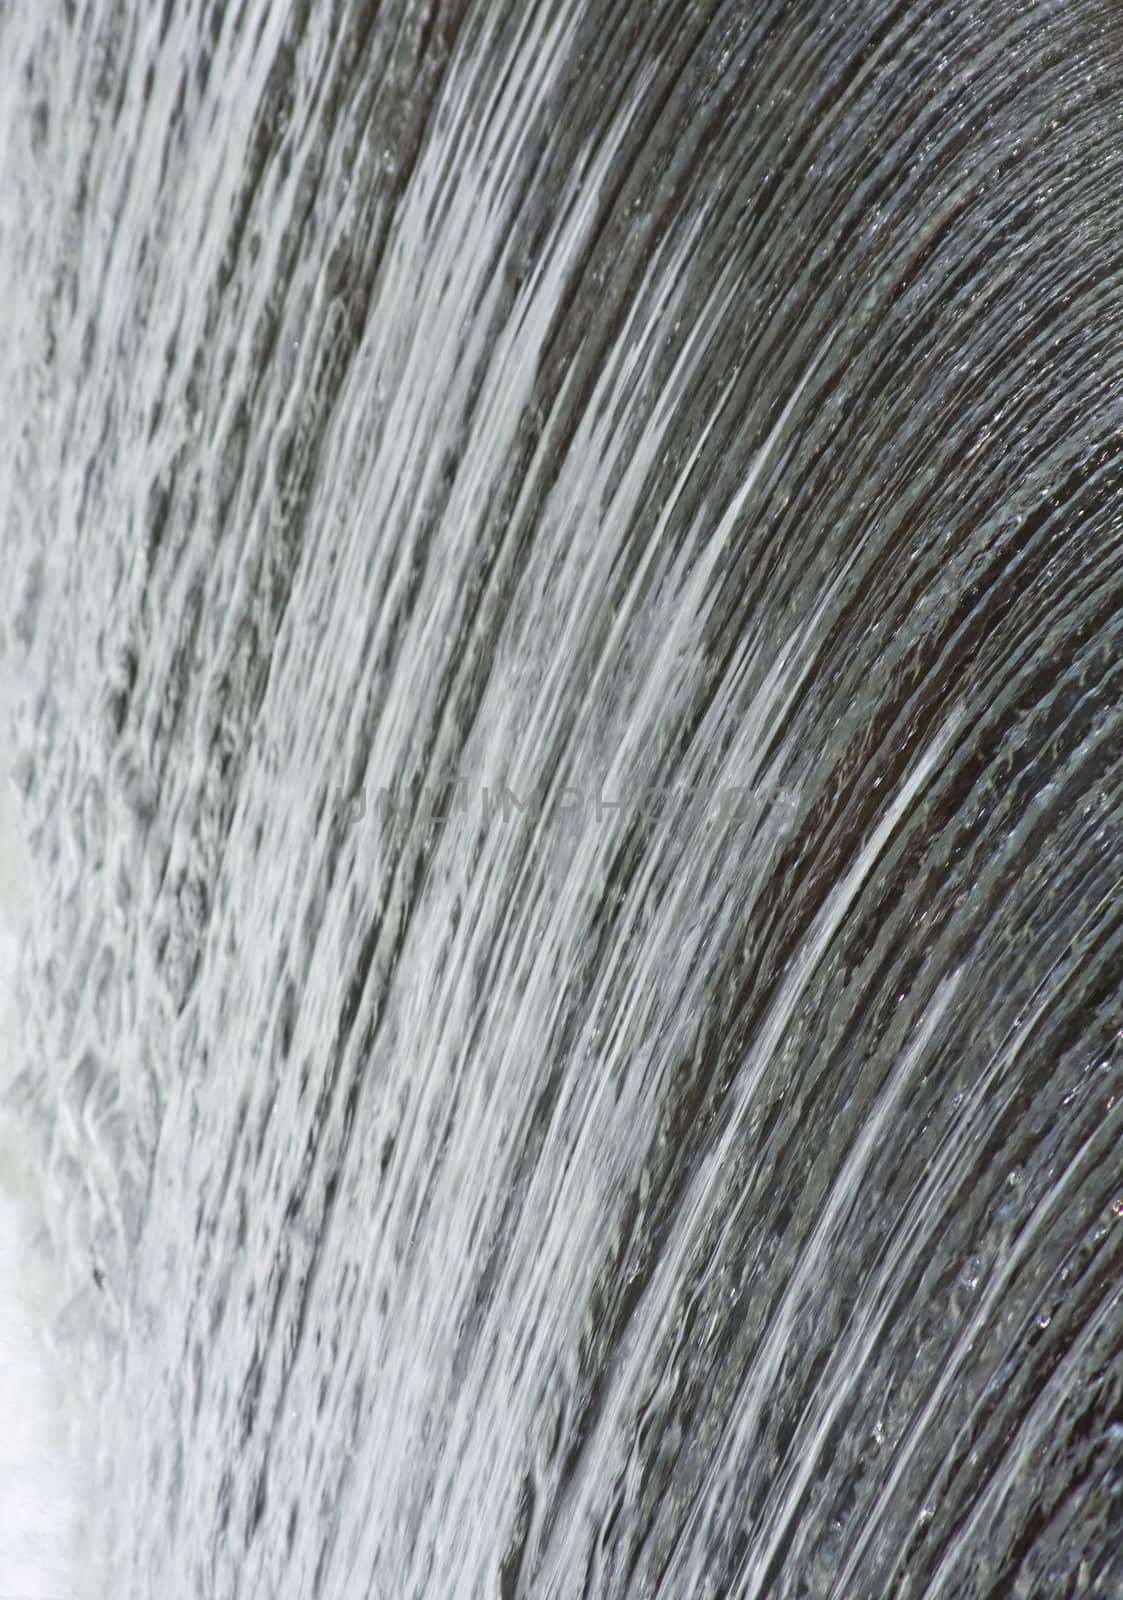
[2,1,1122,1596]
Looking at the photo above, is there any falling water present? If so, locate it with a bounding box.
[1,1,1121,1596]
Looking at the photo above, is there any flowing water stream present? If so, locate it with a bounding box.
[1,1,1121,1596]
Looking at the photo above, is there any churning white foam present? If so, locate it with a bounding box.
[0,763,80,1600]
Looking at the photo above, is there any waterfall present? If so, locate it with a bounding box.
[1,1,1121,1596]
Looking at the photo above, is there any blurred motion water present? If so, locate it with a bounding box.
[1,1,1121,1596]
